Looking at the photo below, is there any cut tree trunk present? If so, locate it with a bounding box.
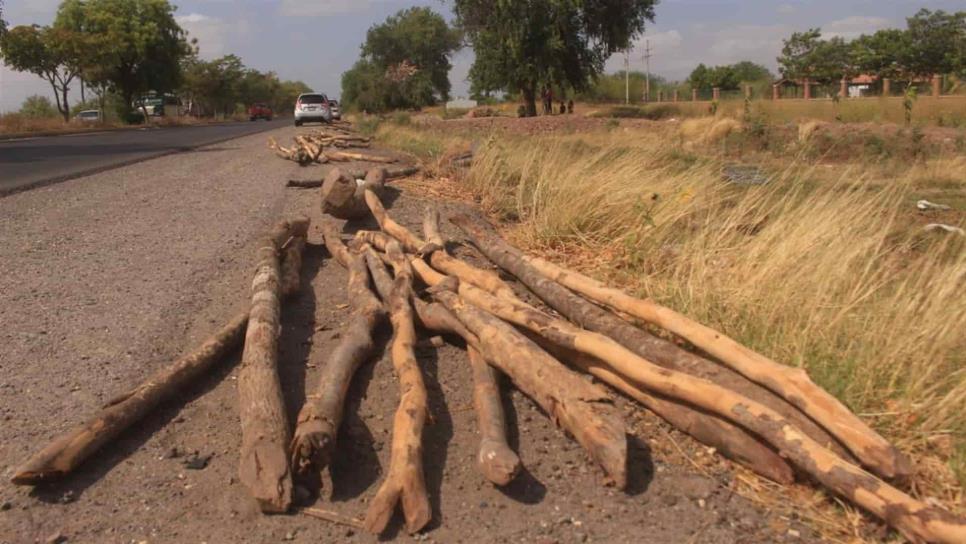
[290,248,385,477]
[287,166,419,189]
[450,214,908,482]
[11,218,309,486]
[422,205,445,250]
[363,191,515,299]
[321,168,387,220]
[430,287,627,489]
[238,216,310,513]
[363,242,431,535]
[437,280,965,544]
[327,151,397,164]
[468,346,522,486]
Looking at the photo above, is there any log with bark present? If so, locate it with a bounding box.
[431,278,966,544]
[467,345,522,486]
[327,150,397,164]
[11,218,309,486]
[450,214,908,482]
[320,168,387,220]
[363,242,431,535]
[290,236,385,478]
[238,216,311,513]
[427,284,628,489]
[287,165,420,189]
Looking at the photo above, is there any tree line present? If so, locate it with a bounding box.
[777,9,965,86]
[0,0,311,122]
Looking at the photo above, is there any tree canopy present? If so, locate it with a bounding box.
[455,0,657,116]
[341,7,460,112]
[0,23,85,120]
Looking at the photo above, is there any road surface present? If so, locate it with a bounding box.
[0,118,290,195]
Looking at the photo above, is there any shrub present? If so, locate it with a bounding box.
[19,95,59,118]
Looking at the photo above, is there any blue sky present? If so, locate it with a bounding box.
[1,0,962,112]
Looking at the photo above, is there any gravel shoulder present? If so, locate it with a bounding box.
[0,126,815,543]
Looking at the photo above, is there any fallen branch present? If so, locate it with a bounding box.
[430,285,628,489]
[290,245,385,477]
[437,279,965,544]
[301,508,365,530]
[287,165,419,189]
[11,218,309,486]
[363,242,431,535]
[327,150,397,164]
[238,216,310,513]
[450,214,908,482]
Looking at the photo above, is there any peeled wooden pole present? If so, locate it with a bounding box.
[363,190,515,299]
[327,150,397,164]
[430,286,628,489]
[468,346,522,486]
[363,242,431,535]
[11,219,308,486]
[438,280,966,544]
[450,214,909,481]
[290,247,385,477]
[238,216,311,513]
[287,166,420,189]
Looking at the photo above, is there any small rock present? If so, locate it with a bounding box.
[787,529,800,538]
[183,453,212,470]
[283,531,295,541]
[1,500,12,511]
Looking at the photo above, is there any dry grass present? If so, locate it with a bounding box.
[0,112,246,136]
[376,118,966,539]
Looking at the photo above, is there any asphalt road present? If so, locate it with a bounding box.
[0,118,290,195]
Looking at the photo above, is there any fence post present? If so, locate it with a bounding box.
[673,90,679,102]
[712,87,720,101]
[803,78,811,100]
[692,88,698,102]
[882,78,891,97]
[932,75,941,97]
[744,85,751,99]
[839,78,848,98]
[772,84,780,100]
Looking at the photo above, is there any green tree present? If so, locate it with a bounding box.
[0,24,84,121]
[180,54,244,117]
[852,29,910,80]
[340,7,460,112]
[57,0,191,121]
[731,61,773,83]
[904,9,966,78]
[778,30,855,85]
[272,79,312,112]
[18,94,58,118]
[455,0,657,116]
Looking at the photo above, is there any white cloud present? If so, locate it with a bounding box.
[822,16,890,40]
[176,13,250,59]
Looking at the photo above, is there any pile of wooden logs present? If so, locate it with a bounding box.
[313,192,965,543]
[268,124,397,166]
[11,184,966,543]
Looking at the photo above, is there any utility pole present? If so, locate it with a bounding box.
[643,39,652,103]
[624,49,630,104]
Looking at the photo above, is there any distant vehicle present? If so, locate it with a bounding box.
[74,110,102,123]
[248,103,273,121]
[294,93,331,126]
[329,100,341,120]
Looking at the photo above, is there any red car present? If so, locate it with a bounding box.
[248,103,273,121]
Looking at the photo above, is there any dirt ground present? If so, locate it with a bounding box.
[0,125,817,543]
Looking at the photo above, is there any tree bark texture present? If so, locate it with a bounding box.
[321,168,387,220]
[238,216,310,513]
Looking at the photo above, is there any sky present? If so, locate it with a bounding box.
[1,0,962,112]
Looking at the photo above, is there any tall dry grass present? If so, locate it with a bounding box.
[456,125,966,486]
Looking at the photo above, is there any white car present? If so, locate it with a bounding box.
[74,110,101,123]
[294,93,331,126]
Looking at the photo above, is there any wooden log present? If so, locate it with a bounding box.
[450,214,909,482]
[320,168,387,220]
[327,150,397,164]
[363,242,431,535]
[437,279,966,544]
[408,257,794,483]
[430,287,628,489]
[287,165,419,189]
[11,218,309,486]
[238,216,310,513]
[468,346,522,486]
[363,190,516,299]
[290,248,385,477]
[422,205,445,249]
